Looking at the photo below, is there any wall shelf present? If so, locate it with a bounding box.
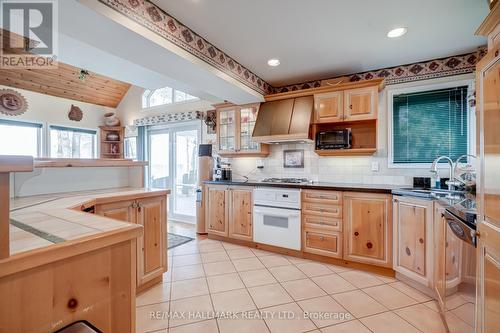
[99,126,125,159]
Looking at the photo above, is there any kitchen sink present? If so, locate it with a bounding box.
[393,187,467,199]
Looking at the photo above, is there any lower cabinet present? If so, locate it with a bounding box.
[303,228,342,258]
[207,185,253,241]
[343,192,392,267]
[95,195,167,291]
[393,196,434,287]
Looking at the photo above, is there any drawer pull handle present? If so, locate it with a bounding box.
[354,231,359,236]
[367,242,373,249]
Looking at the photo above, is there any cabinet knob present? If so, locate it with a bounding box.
[349,104,353,109]
[366,242,373,249]
[354,231,359,236]
[405,247,411,256]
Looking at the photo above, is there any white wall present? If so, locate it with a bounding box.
[227,73,476,185]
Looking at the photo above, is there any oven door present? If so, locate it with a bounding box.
[442,210,476,331]
[253,205,301,250]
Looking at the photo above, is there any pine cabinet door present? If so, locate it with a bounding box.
[207,186,228,236]
[95,200,136,223]
[228,188,253,241]
[344,86,377,121]
[314,91,344,123]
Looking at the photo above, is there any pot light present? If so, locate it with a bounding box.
[267,59,280,67]
[387,27,407,38]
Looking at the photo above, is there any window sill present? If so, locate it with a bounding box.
[34,158,148,168]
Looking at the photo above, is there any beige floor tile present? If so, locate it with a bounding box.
[218,315,270,333]
[169,295,214,327]
[259,255,292,268]
[136,282,171,307]
[445,312,474,333]
[423,300,440,312]
[450,302,475,327]
[446,293,469,310]
[263,302,316,333]
[320,320,371,333]
[360,311,420,333]
[203,261,236,276]
[248,283,293,308]
[297,295,352,328]
[295,262,333,277]
[232,257,265,271]
[173,254,202,267]
[227,248,256,260]
[172,264,205,281]
[201,250,230,263]
[371,274,398,284]
[389,281,431,302]
[136,301,169,332]
[395,303,447,333]
[211,288,257,313]
[268,265,307,282]
[325,264,352,273]
[311,274,357,294]
[281,278,326,301]
[337,270,385,289]
[197,242,225,253]
[172,244,199,256]
[239,269,278,287]
[363,284,418,310]
[331,290,387,318]
[171,277,209,300]
[207,272,245,293]
[251,248,275,257]
[221,242,246,250]
[168,319,218,333]
[285,256,313,265]
[163,270,172,283]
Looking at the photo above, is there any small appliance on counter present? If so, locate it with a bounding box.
[316,129,352,150]
[196,144,213,235]
[214,157,232,181]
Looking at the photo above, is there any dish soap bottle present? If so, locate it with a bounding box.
[435,175,441,189]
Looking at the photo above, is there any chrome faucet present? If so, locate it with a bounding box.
[430,156,455,191]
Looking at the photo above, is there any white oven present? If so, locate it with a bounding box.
[253,187,301,250]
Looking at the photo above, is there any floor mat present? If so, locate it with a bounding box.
[167,232,194,249]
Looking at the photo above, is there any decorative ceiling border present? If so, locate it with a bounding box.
[97,0,272,95]
[272,47,487,93]
[133,110,202,126]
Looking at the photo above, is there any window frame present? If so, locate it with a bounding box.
[387,78,475,169]
[0,119,43,157]
[48,124,98,159]
[141,87,198,109]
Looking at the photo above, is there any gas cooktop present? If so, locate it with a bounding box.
[261,178,310,184]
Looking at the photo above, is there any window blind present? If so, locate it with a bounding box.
[393,86,468,164]
[0,119,42,128]
[49,125,97,135]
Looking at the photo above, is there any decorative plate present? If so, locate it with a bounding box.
[0,89,28,116]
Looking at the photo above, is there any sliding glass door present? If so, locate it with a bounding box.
[147,122,200,223]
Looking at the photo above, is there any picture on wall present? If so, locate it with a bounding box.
[283,149,304,168]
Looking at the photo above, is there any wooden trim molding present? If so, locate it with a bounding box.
[34,158,147,168]
[476,1,500,36]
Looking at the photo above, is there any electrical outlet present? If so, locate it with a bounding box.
[371,161,380,172]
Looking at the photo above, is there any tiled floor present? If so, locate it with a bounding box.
[136,238,470,333]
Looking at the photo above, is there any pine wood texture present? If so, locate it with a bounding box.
[0,173,10,259]
[314,91,344,123]
[100,126,125,159]
[228,188,253,241]
[206,186,228,236]
[343,192,393,268]
[393,196,434,287]
[0,62,131,108]
[344,86,378,121]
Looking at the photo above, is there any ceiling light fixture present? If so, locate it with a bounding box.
[267,59,280,67]
[387,27,407,38]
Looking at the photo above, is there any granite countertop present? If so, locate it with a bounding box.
[7,188,170,257]
[203,180,398,193]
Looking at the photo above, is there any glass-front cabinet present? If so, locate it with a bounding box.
[216,103,269,156]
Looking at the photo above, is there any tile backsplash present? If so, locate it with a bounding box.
[225,143,437,186]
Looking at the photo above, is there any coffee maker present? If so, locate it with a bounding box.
[214,157,232,181]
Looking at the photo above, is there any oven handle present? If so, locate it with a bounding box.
[253,205,301,218]
[443,210,477,247]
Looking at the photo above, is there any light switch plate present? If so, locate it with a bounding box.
[371,161,380,172]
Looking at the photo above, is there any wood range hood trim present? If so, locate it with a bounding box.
[252,95,314,143]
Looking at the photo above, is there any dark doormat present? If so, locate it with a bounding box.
[168,233,194,249]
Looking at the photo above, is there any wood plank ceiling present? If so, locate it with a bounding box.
[0,63,131,108]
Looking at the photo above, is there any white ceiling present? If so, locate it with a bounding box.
[152,0,489,87]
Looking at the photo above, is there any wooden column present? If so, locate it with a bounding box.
[0,173,9,259]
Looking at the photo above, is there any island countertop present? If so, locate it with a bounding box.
[2,187,170,278]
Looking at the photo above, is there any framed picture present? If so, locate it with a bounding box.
[283,149,304,168]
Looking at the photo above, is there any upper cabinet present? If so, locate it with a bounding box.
[216,103,269,157]
[313,85,378,124]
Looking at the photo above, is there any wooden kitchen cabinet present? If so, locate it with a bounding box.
[206,185,254,241]
[434,203,446,310]
[95,194,168,292]
[216,103,269,157]
[343,192,392,267]
[314,91,343,123]
[393,196,434,287]
[303,228,342,258]
[228,187,253,241]
[343,86,378,121]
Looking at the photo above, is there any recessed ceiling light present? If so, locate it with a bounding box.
[387,27,407,38]
[267,59,280,67]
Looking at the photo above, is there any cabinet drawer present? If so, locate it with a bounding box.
[303,202,342,218]
[303,214,342,232]
[302,190,342,204]
[303,229,342,258]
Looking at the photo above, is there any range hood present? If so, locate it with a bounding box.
[252,96,314,143]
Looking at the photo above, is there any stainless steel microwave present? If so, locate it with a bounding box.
[316,129,352,149]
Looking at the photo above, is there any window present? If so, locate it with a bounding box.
[0,119,42,157]
[390,84,471,166]
[142,87,198,108]
[49,125,97,158]
[124,137,137,160]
